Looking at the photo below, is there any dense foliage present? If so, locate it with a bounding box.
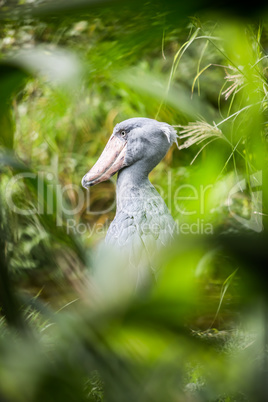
[1,1,268,401]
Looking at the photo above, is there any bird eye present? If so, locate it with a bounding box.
[121,130,126,137]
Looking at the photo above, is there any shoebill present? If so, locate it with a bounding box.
[82,117,178,286]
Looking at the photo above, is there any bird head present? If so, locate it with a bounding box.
[81,117,177,188]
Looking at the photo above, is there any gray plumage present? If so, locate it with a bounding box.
[82,117,178,286]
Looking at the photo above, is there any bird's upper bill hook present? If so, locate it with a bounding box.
[82,135,127,188]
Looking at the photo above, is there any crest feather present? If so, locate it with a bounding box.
[160,124,178,147]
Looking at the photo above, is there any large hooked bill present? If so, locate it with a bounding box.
[81,135,127,188]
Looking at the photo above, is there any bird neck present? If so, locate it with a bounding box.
[116,164,155,213]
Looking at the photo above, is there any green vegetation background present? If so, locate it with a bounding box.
[0,1,268,401]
